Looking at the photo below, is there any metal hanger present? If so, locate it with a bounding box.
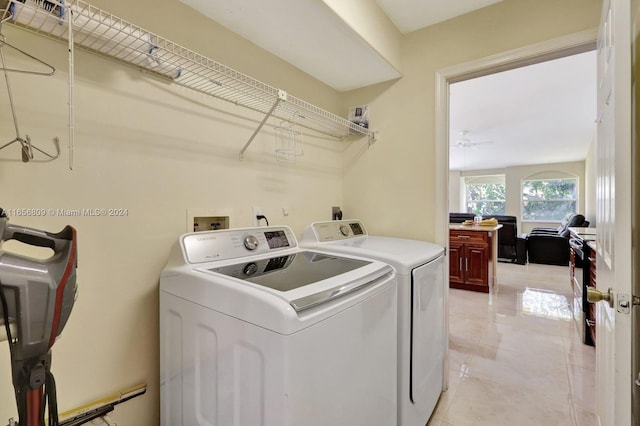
[0,36,56,76]
[0,30,59,162]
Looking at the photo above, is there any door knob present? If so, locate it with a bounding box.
[587,286,614,308]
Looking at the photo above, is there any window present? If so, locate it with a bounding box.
[466,183,506,215]
[522,178,577,221]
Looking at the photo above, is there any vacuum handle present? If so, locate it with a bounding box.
[12,231,56,249]
[5,225,74,252]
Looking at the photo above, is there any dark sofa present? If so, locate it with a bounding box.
[449,213,526,264]
[526,213,590,266]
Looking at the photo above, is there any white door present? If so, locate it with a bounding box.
[594,0,633,424]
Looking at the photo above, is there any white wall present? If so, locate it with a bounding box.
[449,170,462,211]
[321,0,403,73]
[342,0,601,243]
[584,135,597,225]
[0,1,347,422]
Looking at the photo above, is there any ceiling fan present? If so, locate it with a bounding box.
[450,130,493,149]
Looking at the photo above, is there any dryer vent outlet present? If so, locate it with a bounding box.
[193,216,229,232]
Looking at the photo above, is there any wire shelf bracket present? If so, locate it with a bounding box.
[0,0,369,162]
[239,89,286,160]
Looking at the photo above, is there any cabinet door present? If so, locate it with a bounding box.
[449,241,464,284]
[465,242,489,286]
[589,256,597,345]
[570,248,576,290]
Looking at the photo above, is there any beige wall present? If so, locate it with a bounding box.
[0,0,601,423]
[0,0,346,422]
[342,0,601,243]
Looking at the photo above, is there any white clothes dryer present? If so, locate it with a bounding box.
[160,226,398,426]
[300,220,446,426]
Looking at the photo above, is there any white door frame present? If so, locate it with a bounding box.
[434,25,638,425]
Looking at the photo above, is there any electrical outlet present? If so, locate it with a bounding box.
[252,207,264,227]
[332,206,343,220]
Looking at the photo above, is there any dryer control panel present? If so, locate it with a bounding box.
[181,226,297,264]
[304,220,368,243]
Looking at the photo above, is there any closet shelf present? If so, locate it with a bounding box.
[1,0,368,150]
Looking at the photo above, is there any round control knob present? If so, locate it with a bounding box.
[339,225,350,236]
[243,235,259,250]
[243,262,258,276]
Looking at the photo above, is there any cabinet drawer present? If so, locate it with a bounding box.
[450,230,488,243]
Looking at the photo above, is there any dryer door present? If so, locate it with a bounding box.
[411,253,445,409]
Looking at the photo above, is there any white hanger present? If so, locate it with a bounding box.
[0,31,59,162]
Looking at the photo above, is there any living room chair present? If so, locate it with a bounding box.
[525,213,590,265]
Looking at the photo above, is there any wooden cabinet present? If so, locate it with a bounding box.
[589,250,597,345]
[449,228,495,293]
[569,229,597,346]
[448,241,465,283]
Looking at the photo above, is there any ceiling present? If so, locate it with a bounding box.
[376,0,503,34]
[179,0,503,91]
[449,50,596,172]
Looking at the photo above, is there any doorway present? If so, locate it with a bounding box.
[434,28,601,423]
[447,50,596,235]
[434,29,598,244]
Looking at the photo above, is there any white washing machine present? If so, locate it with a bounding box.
[160,226,398,426]
[300,220,446,426]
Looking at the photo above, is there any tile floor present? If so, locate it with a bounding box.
[428,262,597,426]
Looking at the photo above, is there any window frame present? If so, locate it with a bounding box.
[521,177,578,222]
[465,181,506,216]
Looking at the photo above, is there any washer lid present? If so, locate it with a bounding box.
[300,221,444,274]
[208,251,370,292]
[337,237,444,271]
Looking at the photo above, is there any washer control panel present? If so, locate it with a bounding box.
[305,220,368,242]
[182,226,297,263]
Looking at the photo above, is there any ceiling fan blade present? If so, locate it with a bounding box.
[450,140,493,149]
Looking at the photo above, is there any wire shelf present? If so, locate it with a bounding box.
[1,0,368,148]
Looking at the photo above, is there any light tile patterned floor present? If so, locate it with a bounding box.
[428,262,597,426]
